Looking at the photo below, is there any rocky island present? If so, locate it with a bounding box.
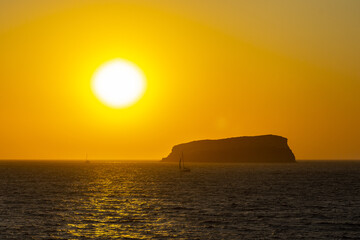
[162,135,296,163]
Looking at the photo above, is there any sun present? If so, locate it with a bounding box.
[91,59,146,108]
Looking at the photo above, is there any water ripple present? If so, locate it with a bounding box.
[0,161,359,239]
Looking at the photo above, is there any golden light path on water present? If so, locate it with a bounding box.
[64,163,177,239]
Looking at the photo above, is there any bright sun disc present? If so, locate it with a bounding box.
[92,59,146,108]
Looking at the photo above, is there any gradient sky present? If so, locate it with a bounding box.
[0,0,359,160]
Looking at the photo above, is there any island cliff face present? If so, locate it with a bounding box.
[162,135,296,163]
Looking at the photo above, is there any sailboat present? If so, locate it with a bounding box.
[179,152,190,172]
[85,153,90,163]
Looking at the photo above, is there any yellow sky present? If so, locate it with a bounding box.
[0,0,359,160]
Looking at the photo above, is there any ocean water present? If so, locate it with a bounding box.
[0,160,359,239]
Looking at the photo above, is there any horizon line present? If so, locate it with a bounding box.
[0,159,360,161]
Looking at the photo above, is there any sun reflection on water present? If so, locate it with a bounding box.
[63,163,176,239]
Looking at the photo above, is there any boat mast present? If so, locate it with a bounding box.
[182,152,185,169]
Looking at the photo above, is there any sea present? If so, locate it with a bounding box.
[0,160,359,239]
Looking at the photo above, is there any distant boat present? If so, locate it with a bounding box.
[85,153,90,163]
[179,152,190,172]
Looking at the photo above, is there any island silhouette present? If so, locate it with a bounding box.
[162,135,295,163]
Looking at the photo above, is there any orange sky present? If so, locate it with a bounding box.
[0,0,359,160]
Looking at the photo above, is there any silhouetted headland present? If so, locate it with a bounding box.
[162,135,296,163]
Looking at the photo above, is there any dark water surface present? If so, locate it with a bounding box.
[0,160,359,239]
